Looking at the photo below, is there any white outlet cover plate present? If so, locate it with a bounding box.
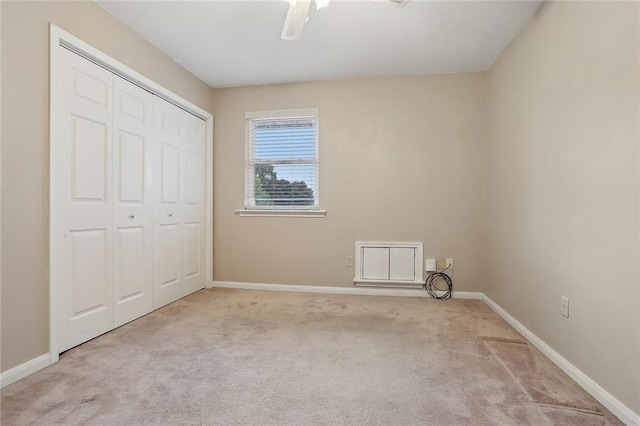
[425,259,436,272]
[561,296,569,318]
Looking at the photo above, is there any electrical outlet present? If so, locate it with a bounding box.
[436,258,453,270]
[561,296,569,318]
[346,256,353,267]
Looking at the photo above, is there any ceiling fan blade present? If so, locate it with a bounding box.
[373,0,412,8]
[281,0,312,40]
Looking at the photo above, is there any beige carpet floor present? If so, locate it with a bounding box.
[1,288,622,425]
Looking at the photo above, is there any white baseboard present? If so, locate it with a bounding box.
[482,295,639,426]
[0,353,51,389]
[451,291,484,300]
[209,280,482,299]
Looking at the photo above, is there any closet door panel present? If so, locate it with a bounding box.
[161,144,180,204]
[153,97,185,308]
[184,151,201,204]
[113,76,154,327]
[181,111,206,293]
[158,223,180,286]
[55,47,114,352]
[118,132,144,202]
[114,226,147,307]
[184,222,201,279]
[152,97,205,308]
[70,229,110,317]
[72,118,107,200]
[182,112,205,291]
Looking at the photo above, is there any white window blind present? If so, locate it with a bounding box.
[244,109,319,210]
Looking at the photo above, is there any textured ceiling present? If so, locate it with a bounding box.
[97,0,542,89]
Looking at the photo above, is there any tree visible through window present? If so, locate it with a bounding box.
[245,109,319,209]
[254,165,314,206]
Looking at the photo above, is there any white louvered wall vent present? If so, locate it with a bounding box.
[354,241,423,288]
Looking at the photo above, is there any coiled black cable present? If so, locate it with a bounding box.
[425,266,453,300]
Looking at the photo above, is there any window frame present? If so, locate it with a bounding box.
[237,108,325,218]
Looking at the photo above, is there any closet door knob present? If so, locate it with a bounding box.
[168,213,173,217]
[128,214,135,219]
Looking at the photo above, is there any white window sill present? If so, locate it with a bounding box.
[236,209,327,218]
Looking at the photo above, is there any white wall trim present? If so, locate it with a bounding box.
[236,209,326,218]
[245,108,318,120]
[48,24,214,363]
[0,353,51,389]
[209,280,481,299]
[482,295,639,426]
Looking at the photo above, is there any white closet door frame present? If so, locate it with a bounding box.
[49,24,214,364]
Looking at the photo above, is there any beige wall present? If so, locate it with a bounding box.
[486,1,639,414]
[212,74,488,291]
[0,1,212,372]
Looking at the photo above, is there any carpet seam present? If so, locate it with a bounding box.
[484,340,554,426]
[534,402,606,417]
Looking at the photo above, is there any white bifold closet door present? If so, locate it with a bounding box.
[55,47,205,352]
[152,96,205,309]
[112,76,154,327]
[55,48,116,351]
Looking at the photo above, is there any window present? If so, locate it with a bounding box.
[241,109,324,217]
